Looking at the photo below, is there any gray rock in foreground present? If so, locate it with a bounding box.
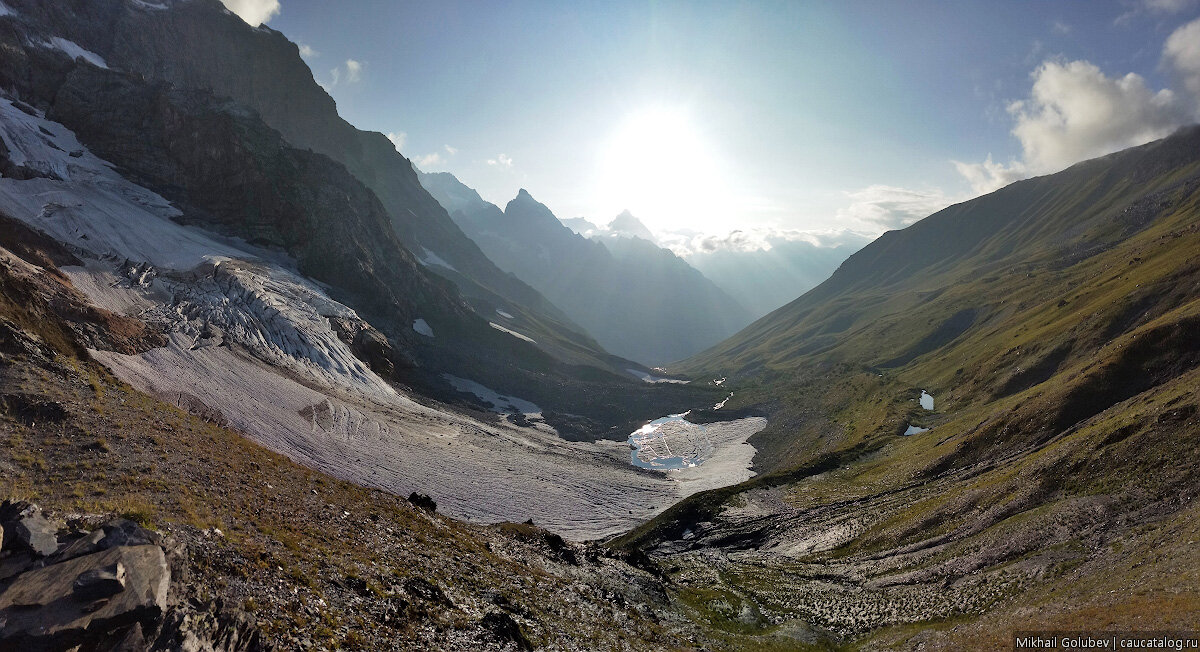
[1,501,60,557]
[11,511,59,557]
[0,545,169,650]
[72,561,128,601]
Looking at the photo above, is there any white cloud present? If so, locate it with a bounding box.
[487,153,514,168]
[1012,60,1187,172]
[386,132,407,152]
[444,145,458,155]
[298,43,318,59]
[325,59,364,89]
[1144,0,1195,13]
[836,185,955,231]
[953,155,1029,195]
[219,0,280,26]
[956,58,1191,194]
[344,59,363,83]
[1165,17,1200,107]
[1116,0,1196,25]
[1051,20,1072,35]
[414,152,444,169]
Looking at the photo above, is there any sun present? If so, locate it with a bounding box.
[593,106,734,233]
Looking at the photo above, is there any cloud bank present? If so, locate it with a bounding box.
[658,227,873,259]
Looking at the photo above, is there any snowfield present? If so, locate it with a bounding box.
[0,96,766,540]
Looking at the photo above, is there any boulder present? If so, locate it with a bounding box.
[72,561,127,601]
[55,518,161,563]
[0,545,170,650]
[10,511,59,557]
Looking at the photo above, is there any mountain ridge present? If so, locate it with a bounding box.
[0,0,613,370]
[421,169,755,364]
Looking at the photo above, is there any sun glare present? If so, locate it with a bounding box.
[593,106,734,233]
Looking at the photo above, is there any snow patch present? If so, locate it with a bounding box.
[0,2,14,17]
[419,247,458,273]
[43,37,108,69]
[412,318,434,337]
[443,374,540,415]
[714,393,733,409]
[920,390,934,410]
[130,0,169,10]
[903,424,930,436]
[627,368,690,384]
[489,321,535,344]
[495,309,514,319]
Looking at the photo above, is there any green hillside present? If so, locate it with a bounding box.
[615,127,1200,649]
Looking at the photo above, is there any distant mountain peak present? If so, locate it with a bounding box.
[608,210,656,243]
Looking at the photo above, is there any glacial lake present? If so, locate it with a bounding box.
[628,412,713,470]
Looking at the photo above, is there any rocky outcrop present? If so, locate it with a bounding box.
[0,504,268,652]
[1,501,59,557]
[0,544,168,649]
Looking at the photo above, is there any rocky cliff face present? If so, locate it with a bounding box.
[47,65,471,347]
[3,0,576,337]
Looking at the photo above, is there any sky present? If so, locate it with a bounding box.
[226,0,1200,253]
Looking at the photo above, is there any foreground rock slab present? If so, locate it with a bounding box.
[0,545,169,650]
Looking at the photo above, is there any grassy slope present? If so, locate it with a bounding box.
[614,130,1200,648]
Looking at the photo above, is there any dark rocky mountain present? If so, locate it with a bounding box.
[420,171,754,364]
[0,0,607,369]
